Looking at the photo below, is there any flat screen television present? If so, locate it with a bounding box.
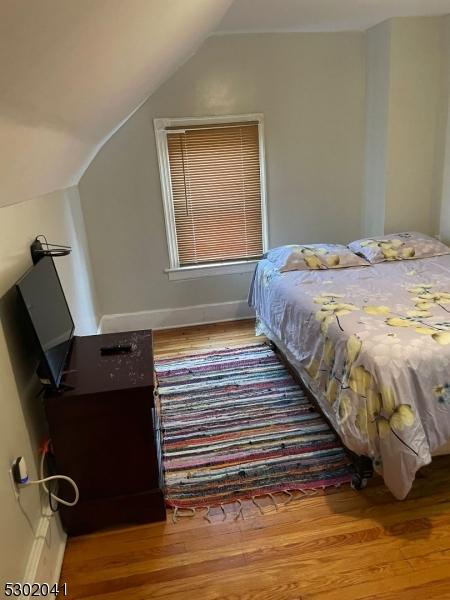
[16,256,74,389]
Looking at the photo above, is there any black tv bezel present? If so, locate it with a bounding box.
[15,255,75,390]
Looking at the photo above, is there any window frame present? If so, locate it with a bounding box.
[154,113,269,280]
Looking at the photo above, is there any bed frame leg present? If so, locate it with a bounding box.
[265,340,276,351]
[351,456,373,490]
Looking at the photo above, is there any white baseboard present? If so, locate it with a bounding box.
[23,511,66,589]
[100,300,254,332]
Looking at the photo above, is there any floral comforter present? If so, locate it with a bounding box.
[249,255,450,499]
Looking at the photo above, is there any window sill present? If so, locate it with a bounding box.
[165,260,259,281]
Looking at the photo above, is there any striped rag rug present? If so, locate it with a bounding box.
[155,343,353,514]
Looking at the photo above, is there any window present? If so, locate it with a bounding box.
[154,114,268,280]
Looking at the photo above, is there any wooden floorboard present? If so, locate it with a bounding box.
[60,319,450,600]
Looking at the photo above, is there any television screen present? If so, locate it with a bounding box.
[16,256,74,388]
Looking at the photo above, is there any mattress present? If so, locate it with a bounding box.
[249,255,450,499]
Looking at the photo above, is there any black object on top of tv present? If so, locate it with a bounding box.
[16,256,74,389]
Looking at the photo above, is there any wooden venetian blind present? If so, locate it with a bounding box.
[167,122,263,265]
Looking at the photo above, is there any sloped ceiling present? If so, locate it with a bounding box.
[0,0,232,208]
[217,0,450,32]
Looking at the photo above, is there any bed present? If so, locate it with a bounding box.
[249,243,450,499]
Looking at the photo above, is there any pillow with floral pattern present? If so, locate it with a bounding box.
[266,244,369,272]
[348,232,450,264]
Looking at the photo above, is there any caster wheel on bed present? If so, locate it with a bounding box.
[351,474,368,490]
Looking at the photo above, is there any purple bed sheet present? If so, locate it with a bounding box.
[249,255,450,498]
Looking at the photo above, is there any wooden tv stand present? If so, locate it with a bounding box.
[44,329,165,536]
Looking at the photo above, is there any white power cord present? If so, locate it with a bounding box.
[13,451,79,507]
[34,450,79,507]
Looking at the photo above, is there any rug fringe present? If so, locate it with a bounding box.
[268,493,279,511]
[169,482,347,524]
[172,506,196,524]
[251,493,279,514]
[251,495,265,515]
[203,506,212,523]
[233,499,244,522]
[283,490,294,505]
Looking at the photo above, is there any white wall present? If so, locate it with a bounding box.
[385,17,443,234]
[362,17,445,236]
[438,16,450,242]
[80,32,366,317]
[78,19,450,325]
[0,187,98,583]
[362,20,391,237]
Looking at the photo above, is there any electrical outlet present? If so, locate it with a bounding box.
[12,456,29,484]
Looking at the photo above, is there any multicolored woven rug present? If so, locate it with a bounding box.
[155,343,353,516]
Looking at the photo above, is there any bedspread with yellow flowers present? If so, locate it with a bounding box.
[249,253,450,499]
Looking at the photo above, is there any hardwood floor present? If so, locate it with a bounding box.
[60,319,450,600]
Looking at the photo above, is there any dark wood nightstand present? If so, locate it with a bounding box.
[44,329,166,536]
